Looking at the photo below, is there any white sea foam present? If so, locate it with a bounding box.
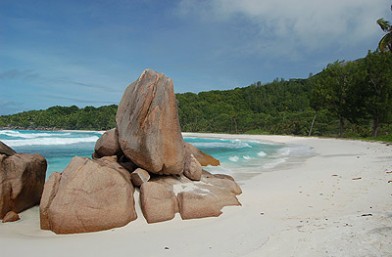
[0,130,71,139]
[2,136,99,147]
[278,147,291,156]
[192,140,252,149]
[257,151,267,157]
[263,158,287,169]
[243,155,253,160]
[229,156,240,162]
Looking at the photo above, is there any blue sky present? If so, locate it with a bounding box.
[0,0,390,115]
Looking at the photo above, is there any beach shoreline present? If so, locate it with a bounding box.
[1,134,391,257]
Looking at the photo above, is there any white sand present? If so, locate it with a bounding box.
[1,134,391,257]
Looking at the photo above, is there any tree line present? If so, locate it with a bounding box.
[0,50,391,141]
[1,5,392,141]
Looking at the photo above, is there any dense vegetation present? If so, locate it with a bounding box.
[0,105,118,131]
[0,51,391,141]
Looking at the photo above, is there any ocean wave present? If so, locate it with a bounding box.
[2,136,99,147]
[0,130,71,139]
[263,158,287,169]
[229,156,240,162]
[192,140,252,149]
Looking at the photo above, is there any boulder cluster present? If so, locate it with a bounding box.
[1,69,242,234]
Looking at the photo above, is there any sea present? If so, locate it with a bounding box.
[0,130,313,180]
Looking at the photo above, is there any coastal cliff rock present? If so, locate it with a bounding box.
[184,142,220,166]
[116,69,185,175]
[0,151,47,219]
[39,156,137,234]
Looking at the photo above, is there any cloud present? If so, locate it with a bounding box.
[177,0,388,57]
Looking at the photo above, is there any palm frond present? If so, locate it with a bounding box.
[377,18,391,32]
[378,33,392,52]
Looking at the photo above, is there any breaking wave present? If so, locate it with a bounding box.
[2,136,99,147]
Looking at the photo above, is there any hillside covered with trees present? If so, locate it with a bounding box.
[0,50,391,141]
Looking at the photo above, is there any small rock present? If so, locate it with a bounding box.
[130,168,150,187]
[94,128,121,158]
[352,177,362,180]
[2,211,20,223]
[360,213,373,217]
[183,154,202,181]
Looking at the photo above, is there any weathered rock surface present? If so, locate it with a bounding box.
[140,182,178,223]
[116,69,185,175]
[0,141,16,156]
[184,143,220,166]
[40,156,137,234]
[130,168,150,187]
[2,211,20,223]
[183,154,202,181]
[140,171,241,223]
[0,153,47,219]
[178,171,242,219]
[94,128,121,158]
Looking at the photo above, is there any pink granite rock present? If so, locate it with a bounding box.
[0,152,47,219]
[39,157,137,234]
[116,69,185,175]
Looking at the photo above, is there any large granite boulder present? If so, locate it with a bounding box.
[140,181,178,223]
[40,156,137,234]
[184,143,220,166]
[93,128,121,158]
[116,69,185,175]
[0,141,47,220]
[0,141,16,156]
[0,153,47,219]
[140,171,241,223]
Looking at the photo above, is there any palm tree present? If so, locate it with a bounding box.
[377,5,392,52]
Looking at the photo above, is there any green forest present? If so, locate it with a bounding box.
[1,50,391,141]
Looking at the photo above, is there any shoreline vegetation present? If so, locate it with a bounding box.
[1,51,391,142]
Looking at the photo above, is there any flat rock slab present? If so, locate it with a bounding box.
[140,171,241,223]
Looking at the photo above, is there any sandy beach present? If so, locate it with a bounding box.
[1,134,391,257]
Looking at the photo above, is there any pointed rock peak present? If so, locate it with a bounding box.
[116,69,184,175]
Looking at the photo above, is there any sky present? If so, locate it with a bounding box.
[0,0,390,115]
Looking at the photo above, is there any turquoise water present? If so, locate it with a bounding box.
[0,130,307,179]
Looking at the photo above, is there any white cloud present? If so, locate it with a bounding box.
[177,0,389,56]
